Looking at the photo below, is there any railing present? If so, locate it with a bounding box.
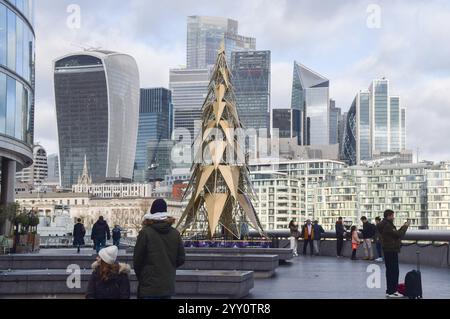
[248,229,450,243]
[248,230,450,268]
[39,236,136,248]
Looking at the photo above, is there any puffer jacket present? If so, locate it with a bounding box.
[86,261,131,299]
[133,220,185,298]
[377,219,409,253]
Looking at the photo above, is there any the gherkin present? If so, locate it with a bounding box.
[177,43,265,239]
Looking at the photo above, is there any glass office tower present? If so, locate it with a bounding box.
[329,99,341,145]
[187,16,255,69]
[272,108,292,138]
[134,88,172,182]
[169,68,210,138]
[0,0,35,234]
[54,51,140,188]
[231,50,270,134]
[370,78,389,152]
[291,62,330,146]
[343,79,407,165]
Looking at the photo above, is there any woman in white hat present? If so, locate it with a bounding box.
[86,245,131,299]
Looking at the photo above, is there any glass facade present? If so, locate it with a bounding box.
[329,100,340,144]
[371,79,389,152]
[343,79,406,166]
[390,96,401,152]
[401,107,406,150]
[342,98,357,165]
[272,108,292,138]
[359,92,371,161]
[169,68,210,137]
[54,52,140,188]
[291,62,330,146]
[0,0,34,144]
[187,16,255,69]
[231,50,270,134]
[134,88,173,182]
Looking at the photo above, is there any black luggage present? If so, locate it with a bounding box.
[405,251,423,299]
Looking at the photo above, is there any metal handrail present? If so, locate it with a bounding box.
[248,230,450,242]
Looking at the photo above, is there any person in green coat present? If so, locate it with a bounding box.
[133,199,185,299]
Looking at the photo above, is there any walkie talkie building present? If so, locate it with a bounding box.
[54,50,140,188]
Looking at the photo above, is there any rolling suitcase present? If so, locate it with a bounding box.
[404,251,423,299]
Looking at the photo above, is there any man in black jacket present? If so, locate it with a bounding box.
[377,209,410,298]
[133,199,185,299]
[91,216,111,253]
[335,217,346,257]
[360,216,376,260]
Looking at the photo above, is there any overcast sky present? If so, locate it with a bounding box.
[35,0,450,162]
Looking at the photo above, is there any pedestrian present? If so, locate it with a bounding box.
[374,216,384,262]
[360,216,376,260]
[377,209,410,298]
[73,218,86,254]
[91,216,111,253]
[335,217,346,258]
[112,225,122,247]
[350,226,362,260]
[240,219,249,240]
[301,219,314,256]
[288,219,300,257]
[86,245,131,299]
[312,220,325,255]
[133,199,186,299]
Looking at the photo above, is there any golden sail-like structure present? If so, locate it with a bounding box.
[177,43,265,239]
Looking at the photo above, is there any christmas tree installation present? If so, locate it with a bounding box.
[176,43,265,239]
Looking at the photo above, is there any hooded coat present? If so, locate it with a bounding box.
[86,261,131,299]
[133,220,186,298]
[377,219,409,253]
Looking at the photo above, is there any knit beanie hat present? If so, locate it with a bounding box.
[98,245,118,265]
[150,199,167,214]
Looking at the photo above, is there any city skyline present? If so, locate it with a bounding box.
[33,0,450,163]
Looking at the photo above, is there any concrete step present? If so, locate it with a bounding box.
[0,253,279,278]
[0,269,254,299]
[126,247,293,263]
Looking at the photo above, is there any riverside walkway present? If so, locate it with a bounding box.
[1,248,449,299]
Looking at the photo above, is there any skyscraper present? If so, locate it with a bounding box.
[342,79,407,165]
[231,50,270,134]
[291,62,330,146]
[0,0,35,234]
[187,16,255,69]
[342,92,371,165]
[169,68,210,137]
[370,78,389,152]
[46,153,60,184]
[134,88,173,182]
[329,99,341,145]
[172,16,256,137]
[16,145,48,185]
[272,108,292,138]
[54,50,140,188]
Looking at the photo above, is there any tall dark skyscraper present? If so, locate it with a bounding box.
[329,99,341,145]
[231,50,271,134]
[134,88,173,182]
[0,0,35,235]
[272,109,292,138]
[54,50,140,188]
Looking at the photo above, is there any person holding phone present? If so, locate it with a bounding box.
[377,209,410,298]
